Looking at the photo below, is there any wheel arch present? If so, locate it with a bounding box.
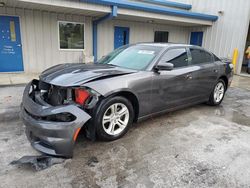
[106,90,140,122]
[218,75,228,90]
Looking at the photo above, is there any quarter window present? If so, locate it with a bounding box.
[161,48,188,68]
[190,49,212,65]
[59,21,84,50]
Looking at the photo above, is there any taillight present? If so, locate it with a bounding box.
[74,88,90,105]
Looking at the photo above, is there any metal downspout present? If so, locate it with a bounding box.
[93,5,118,62]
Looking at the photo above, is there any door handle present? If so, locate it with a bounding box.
[17,44,22,47]
[185,74,193,80]
[213,69,218,73]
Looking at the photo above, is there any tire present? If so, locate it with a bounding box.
[208,79,226,106]
[94,96,134,141]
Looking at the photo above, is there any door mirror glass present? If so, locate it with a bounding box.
[154,62,174,71]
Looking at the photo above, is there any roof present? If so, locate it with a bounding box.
[137,42,195,48]
[81,0,218,21]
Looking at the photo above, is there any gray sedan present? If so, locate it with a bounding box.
[20,43,233,157]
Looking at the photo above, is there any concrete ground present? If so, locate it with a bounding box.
[0,76,250,188]
[0,73,39,86]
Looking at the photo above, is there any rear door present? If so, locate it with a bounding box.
[188,47,219,99]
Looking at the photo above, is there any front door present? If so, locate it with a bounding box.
[151,48,195,112]
[114,26,129,49]
[0,16,23,72]
[190,32,203,47]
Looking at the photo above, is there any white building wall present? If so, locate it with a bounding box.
[0,5,192,73]
[97,19,189,59]
[3,0,249,74]
[176,0,250,74]
[0,7,93,73]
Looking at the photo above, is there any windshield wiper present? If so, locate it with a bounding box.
[108,63,121,67]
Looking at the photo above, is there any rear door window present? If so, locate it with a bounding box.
[190,48,213,65]
[161,48,188,68]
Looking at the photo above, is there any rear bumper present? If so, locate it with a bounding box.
[228,71,233,87]
[20,80,91,158]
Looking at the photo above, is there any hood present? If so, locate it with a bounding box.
[39,63,137,87]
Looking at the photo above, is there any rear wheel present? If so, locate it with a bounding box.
[95,96,134,141]
[208,79,226,106]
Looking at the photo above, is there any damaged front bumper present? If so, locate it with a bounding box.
[20,80,91,158]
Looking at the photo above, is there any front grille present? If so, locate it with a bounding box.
[25,109,76,122]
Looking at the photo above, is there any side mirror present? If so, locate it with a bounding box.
[154,62,174,72]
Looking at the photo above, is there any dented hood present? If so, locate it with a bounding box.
[39,63,137,87]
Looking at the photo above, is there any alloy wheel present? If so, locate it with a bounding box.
[214,82,225,103]
[102,103,129,136]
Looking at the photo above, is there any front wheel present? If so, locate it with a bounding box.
[208,79,226,106]
[94,96,134,141]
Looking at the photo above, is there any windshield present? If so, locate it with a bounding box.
[97,45,163,70]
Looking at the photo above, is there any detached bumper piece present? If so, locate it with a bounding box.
[20,80,91,158]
